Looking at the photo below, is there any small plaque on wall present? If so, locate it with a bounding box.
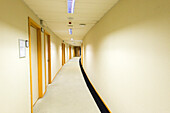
[19,39,26,58]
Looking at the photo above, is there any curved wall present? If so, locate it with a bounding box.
[83,0,170,113]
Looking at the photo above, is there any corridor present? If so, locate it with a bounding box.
[33,57,99,113]
[1,0,170,113]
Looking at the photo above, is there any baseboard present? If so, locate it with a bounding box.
[51,66,62,83]
[79,58,111,113]
[42,88,47,97]
[33,97,39,106]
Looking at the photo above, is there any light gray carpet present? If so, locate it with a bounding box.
[33,57,100,113]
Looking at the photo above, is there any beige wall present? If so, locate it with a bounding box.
[0,0,63,113]
[83,0,170,113]
[49,30,62,81]
[65,44,69,63]
[41,29,63,94]
[71,46,74,58]
[0,0,40,113]
[64,43,71,63]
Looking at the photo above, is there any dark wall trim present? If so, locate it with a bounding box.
[79,58,111,113]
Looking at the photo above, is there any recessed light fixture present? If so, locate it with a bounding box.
[68,0,75,14]
[80,24,86,27]
[71,38,73,41]
[69,29,72,35]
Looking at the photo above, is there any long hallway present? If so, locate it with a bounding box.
[33,57,99,113]
[1,0,170,113]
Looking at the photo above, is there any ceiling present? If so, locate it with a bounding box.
[23,0,119,46]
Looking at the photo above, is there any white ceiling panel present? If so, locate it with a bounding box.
[23,0,119,46]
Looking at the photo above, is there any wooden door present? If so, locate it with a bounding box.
[62,43,65,65]
[28,17,43,113]
[30,26,39,105]
[44,32,51,85]
[69,46,71,59]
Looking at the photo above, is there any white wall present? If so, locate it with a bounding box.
[50,33,62,81]
[0,0,39,112]
[64,43,70,63]
[83,0,170,113]
[65,44,68,63]
[0,0,64,112]
[71,46,74,58]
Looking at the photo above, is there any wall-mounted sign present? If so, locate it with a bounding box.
[19,39,26,58]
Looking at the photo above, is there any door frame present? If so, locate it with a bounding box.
[44,30,52,88]
[73,46,75,57]
[28,17,43,113]
[69,45,71,60]
[62,43,65,65]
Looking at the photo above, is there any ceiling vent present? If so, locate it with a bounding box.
[79,24,86,27]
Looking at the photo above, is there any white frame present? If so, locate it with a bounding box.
[19,39,26,58]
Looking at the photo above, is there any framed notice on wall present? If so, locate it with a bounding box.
[19,39,26,58]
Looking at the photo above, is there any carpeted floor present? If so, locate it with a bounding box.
[33,57,100,113]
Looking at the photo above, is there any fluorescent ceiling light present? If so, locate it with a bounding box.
[69,29,72,35]
[68,0,75,13]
